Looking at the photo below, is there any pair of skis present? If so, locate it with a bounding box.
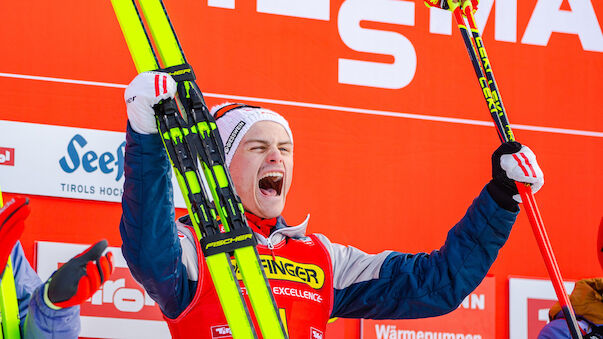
[451,2,583,338]
[109,1,287,338]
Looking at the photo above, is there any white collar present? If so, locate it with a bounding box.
[255,214,311,246]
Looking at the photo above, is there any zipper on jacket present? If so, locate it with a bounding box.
[266,237,277,262]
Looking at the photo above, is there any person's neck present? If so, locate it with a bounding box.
[244,212,277,238]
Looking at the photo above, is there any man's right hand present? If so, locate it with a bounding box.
[124,71,177,134]
[0,197,30,278]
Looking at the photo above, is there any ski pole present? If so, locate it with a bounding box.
[451,2,583,338]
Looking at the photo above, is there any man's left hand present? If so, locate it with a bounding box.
[491,141,544,204]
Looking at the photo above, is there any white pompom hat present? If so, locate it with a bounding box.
[211,103,293,167]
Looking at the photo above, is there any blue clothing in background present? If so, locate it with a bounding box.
[2,242,80,339]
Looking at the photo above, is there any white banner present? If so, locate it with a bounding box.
[36,241,171,339]
[509,277,576,339]
[0,120,188,207]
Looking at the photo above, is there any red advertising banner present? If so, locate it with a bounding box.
[362,276,495,339]
[36,241,170,338]
[1,1,601,338]
[526,298,557,339]
[81,266,163,320]
[509,277,576,339]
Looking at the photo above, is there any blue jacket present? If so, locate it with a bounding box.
[3,242,80,338]
[120,124,519,320]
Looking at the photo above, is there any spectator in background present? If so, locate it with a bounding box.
[539,221,603,339]
[0,196,114,339]
[538,278,603,338]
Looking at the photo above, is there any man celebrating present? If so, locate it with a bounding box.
[119,68,544,338]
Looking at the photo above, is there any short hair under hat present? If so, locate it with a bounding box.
[211,103,293,167]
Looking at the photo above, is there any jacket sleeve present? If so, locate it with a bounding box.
[537,319,572,339]
[9,242,80,339]
[119,123,196,319]
[537,318,591,339]
[322,186,518,319]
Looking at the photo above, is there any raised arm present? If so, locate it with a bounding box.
[119,72,196,319]
[326,142,544,319]
[323,186,517,319]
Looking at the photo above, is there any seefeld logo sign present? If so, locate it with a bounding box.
[59,134,125,182]
[53,129,126,200]
[0,120,186,207]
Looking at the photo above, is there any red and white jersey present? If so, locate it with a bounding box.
[166,217,334,339]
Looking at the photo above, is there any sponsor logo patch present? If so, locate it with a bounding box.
[272,286,323,303]
[296,236,315,245]
[224,121,246,154]
[211,325,232,338]
[311,327,324,339]
[233,255,325,289]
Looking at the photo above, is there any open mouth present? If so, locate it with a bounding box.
[258,172,284,197]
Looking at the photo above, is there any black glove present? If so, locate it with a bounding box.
[44,240,114,309]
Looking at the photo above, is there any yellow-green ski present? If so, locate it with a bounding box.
[109,1,287,338]
[0,187,21,339]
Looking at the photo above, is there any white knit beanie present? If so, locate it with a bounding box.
[211,103,293,167]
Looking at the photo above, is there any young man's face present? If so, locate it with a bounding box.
[228,121,293,219]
